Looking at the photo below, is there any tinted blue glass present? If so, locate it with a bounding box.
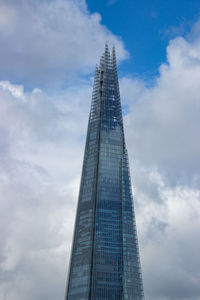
[65,46,144,300]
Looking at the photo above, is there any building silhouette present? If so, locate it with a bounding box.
[65,45,144,300]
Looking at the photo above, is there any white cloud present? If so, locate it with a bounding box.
[0,0,127,87]
[139,181,200,300]
[0,81,24,99]
[123,35,200,186]
[120,30,200,299]
[0,80,91,299]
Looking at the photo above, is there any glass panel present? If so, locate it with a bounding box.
[65,46,144,300]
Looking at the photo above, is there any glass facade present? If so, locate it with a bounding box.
[65,45,144,300]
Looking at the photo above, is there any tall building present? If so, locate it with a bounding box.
[65,45,144,300]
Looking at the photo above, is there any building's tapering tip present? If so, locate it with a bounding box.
[104,42,110,56]
[112,44,117,67]
[112,45,116,57]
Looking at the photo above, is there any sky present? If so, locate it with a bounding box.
[0,0,200,300]
[88,0,200,79]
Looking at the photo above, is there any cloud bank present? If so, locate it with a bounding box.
[0,0,127,87]
[122,33,200,299]
[0,80,92,300]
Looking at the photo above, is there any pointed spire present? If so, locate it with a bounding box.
[102,43,111,70]
[104,42,109,54]
[112,45,117,68]
[112,44,116,57]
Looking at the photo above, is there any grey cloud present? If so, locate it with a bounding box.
[0,81,90,299]
[123,36,200,188]
[120,31,200,299]
[0,0,127,87]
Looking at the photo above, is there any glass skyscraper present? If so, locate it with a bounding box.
[65,45,144,300]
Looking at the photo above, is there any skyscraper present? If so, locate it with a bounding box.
[65,45,144,300]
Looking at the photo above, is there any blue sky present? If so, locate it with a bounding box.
[87,0,200,79]
[0,1,200,300]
